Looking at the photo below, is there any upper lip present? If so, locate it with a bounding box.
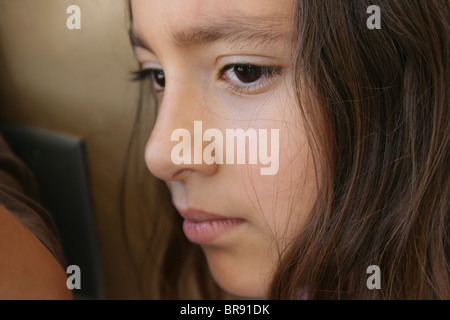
[175,207,231,222]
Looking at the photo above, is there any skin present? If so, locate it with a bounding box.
[0,205,73,299]
[132,0,318,298]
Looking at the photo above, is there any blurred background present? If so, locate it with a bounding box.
[0,0,150,299]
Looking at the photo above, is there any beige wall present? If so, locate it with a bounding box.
[0,0,150,299]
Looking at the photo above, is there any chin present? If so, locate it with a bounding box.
[202,246,269,299]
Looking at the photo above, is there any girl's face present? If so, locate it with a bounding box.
[132,0,318,298]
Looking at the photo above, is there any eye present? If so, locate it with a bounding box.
[151,69,166,88]
[132,68,166,92]
[229,65,263,83]
[219,64,283,94]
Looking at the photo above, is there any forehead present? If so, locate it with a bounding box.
[131,0,295,45]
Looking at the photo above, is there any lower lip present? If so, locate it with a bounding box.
[183,218,244,244]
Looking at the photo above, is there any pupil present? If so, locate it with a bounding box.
[235,65,262,83]
[152,70,165,87]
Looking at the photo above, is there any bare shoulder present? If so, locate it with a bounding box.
[0,205,73,299]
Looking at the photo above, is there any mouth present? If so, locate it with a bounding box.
[177,208,244,244]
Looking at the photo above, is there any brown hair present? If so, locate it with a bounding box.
[123,0,449,299]
[270,0,449,299]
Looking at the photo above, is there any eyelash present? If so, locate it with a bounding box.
[131,64,283,95]
[132,69,151,82]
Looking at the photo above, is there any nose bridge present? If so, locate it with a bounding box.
[144,80,217,181]
[159,79,202,130]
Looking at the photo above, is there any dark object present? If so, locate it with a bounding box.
[0,121,104,300]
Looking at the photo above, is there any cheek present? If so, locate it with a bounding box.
[241,87,316,229]
[204,127,317,298]
[252,86,313,202]
[252,126,317,243]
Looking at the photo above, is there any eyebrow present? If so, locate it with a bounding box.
[130,14,291,53]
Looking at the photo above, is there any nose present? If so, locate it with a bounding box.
[144,82,219,181]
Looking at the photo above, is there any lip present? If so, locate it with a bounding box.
[177,208,244,244]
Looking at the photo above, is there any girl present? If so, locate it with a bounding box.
[124,0,449,299]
